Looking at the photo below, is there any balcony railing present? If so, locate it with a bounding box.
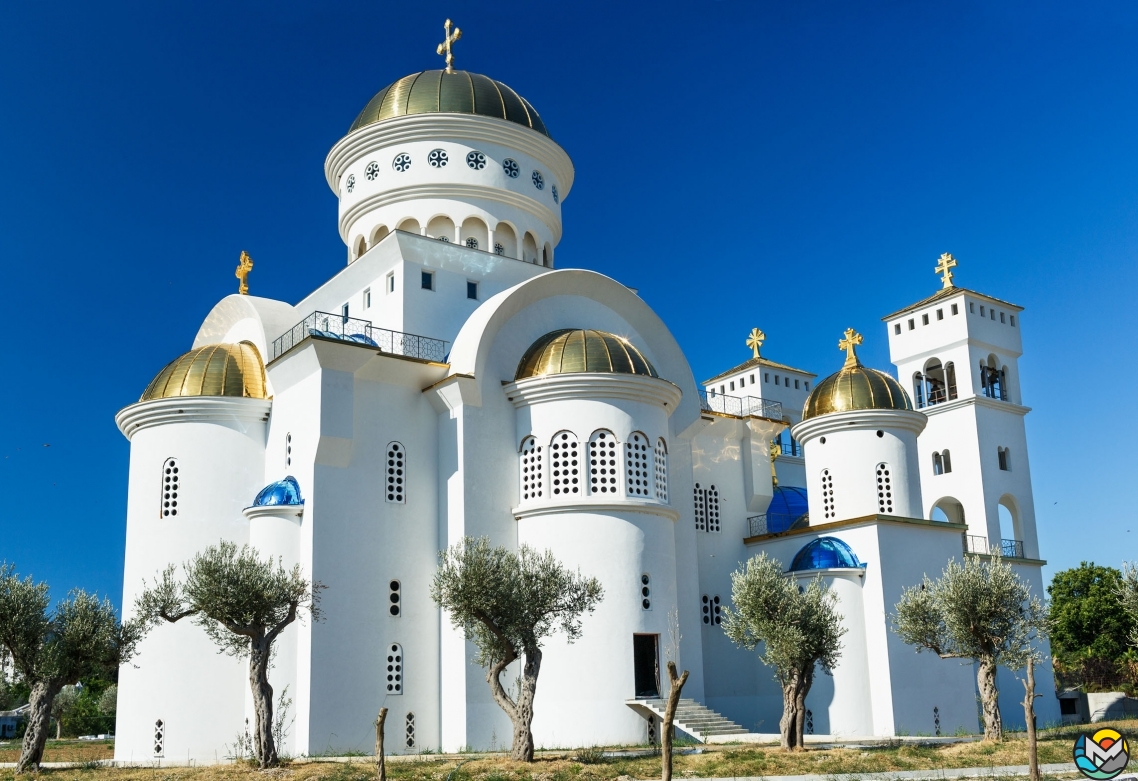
[962,534,1025,558]
[271,311,449,363]
[1001,538,1025,558]
[963,534,989,554]
[748,512,808,537]
[699,391,783,421]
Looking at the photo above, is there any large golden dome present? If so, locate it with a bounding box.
[141,342,268,401]
[801,329,913,420]
[515,329,658,380]
[349,70,549,137]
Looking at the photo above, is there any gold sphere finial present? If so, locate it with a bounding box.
[935,252,958,289]
[745,328,766,359]
[235,251,253,296]
[437,19,462,73]
[838,327,863,368]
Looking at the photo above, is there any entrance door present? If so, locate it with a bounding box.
[633,634,660,698]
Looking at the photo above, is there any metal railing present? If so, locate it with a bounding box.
[699,391,783,421]
[1001,538,1025,558]
[271,311,449,363]
[963,534,989,554]
[962,534,1025,558]
[748,512,808,537]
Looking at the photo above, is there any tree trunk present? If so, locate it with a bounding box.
[779,676,799,751]
[249,638,278,768]
[1022,658,1040,781]
[794,666,814,750]
[375,707,388,781]
[977,657,1002,742]
[16,680,61,774]
[510,647,542,762]
[662,661,690,781]
[56,718,61,740]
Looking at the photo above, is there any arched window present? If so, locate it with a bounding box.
[427,215,456,242]
[549,431,580,496]
[998,446,1010,471]
[160,458,179,518]
[942,449,952,473]
[626,432,651,497]
[821,469,835,519]
[354,236,367,259]
[706,485,721,532]
[385,443,406,503]
[397,217,421,235]
[654,439,668,502]
[945,362,958,400]
[981,355,1007,400]
[588,430,619,494]
[693,483,707,531]
[876,463,893,514]
[520,436,543,501]
[494,222,517,259]
[913,373,925,408]
[923,360,947,405]
[371,225,390,246]
[933,452,944,476]
[386,643,403,694]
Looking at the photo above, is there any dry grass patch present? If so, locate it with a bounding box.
[0,740,114,764]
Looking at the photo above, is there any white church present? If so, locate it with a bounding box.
[114,30,1059,761]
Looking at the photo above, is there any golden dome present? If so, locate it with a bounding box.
[349,70,549,137]
[140,342,267,401]
[801,329,913,420]
[515,329,658,381]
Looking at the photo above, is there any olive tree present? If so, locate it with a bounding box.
[893,554,1045,741]
[134,541,321,768]
[722,553,845,751]
[1118,562,1138,649]
[0,563,141,774]
[430,536,603,761]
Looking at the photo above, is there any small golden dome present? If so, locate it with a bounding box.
[801,329,913,420]
[349,70,549,137]
[140,342,267,401]
[515,329,658,381]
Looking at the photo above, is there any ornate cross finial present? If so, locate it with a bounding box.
[934,252,958,289]
[838,327,863,368]
[436,19,462,73]
[745,328,766,359]
[236,251,253,296]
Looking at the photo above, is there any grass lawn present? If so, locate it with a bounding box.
[2,720,1134,781]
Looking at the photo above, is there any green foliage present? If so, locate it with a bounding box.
[1047,562,1135,692]
[721,553,846,685]
[0,677,30,710]
[1119,562,1138,650]
[60,682,114,737]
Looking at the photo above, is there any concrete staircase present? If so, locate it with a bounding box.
[626,698,748,743]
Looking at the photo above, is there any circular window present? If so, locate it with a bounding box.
[428,149,448,168]
[552,184,559,204]
[392,153,411,173]
[365,162,380,181]
[465,237,478,249]
[346,174,356,193]
[466,151,487,170]
[503,158,520,178]
[436,235,450,242]
[494,243,505,256]
[531,170,544,190]
[876,430,884,438]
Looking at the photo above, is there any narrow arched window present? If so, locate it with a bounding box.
[654,439,669,502]
[519,436,543,501]
[385,443,406,503]
[693,483,707,531]
[913,373,925,408]
[706,485,721,532]
[933,452,944,476]
[588,430,619,494]
[943,450,953,473]
[945,362,958,400]
[550,431,580,496]
[626,432,650,497]
[876,463,893,513]
[998,447,1010,471]
[160,458,180,518]
[385,643,403,694]
[821,469,835,519]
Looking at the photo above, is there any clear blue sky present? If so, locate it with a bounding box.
[2,0,1135,606]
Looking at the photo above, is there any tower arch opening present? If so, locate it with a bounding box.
[998,494,1023,552]
[523,231,539,264]
[494,222,518,258]
[353,235,367,260]
[397,217,422,235]
[460,216,488,251]
[930,496,965,525]
[371,225,390,246]
[427,215,456,242]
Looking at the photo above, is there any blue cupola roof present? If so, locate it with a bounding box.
[766,486,810,533]
[789,537,865,572]
[252,476,304,507]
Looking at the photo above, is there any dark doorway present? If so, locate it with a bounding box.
[633,634,660,698]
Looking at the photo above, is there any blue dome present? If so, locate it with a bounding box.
[789,537,865,571]
[766,486,810,533]
[252,476,303,507]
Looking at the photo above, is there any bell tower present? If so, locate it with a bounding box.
[882,254,1039,561]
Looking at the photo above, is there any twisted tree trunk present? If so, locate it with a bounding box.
[794,666,814,750]
[510,648,542,761]
[662,661,689,781]
[16,680,62,774]
[249,637,277,768]
[977,658,1002,741]
[375,707,388,781]
[779,675,800,751]
[1022,658,1040,781]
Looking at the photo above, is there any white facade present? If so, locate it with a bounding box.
[113,64,1059,762]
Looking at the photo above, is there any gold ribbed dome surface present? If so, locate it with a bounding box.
[349,70,549,136]
[515,329,658,380]
[141,342,267,401]
[802,364,913,420]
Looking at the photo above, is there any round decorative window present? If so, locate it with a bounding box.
[365,162,380,181]
[466,151,486,170]
[436,235,450,242]
[392,153,411,173]
[551,184,559,204]
[503,158,520,178]
[346,174,356,193]
[465,237,478,249]
[494,243,505,256]
[531,170,544,190]
[428,149,448,168]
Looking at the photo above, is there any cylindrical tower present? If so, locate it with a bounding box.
[324,70,574,266]
[791,330,927,523]
[503,330,682,748]
[114,342,271,763]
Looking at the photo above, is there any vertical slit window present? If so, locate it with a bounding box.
[389,580,401,617]
[405,712,415,749]
[706,486,720,532]
[640,573,651,610]
[386,643,403,694]
[694,484,707,531]
[550,431,580,496]
[821,469,835,519]
[520,436,543,501]
[161,458,179,518]
[386,443,406,503]
[626,433,650,497]
[588,431,618,494]
[654,439,668,502]
[876,463,893,514]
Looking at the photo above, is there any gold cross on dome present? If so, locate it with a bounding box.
[745,328,766,359]
[838,327,863,368]
[436,19,462,73]
[235,251,253,295]
[935,252,958,289]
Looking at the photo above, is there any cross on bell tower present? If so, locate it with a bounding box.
[934,252,958,289]
[838,328,863,368]
[437,19,462,73]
